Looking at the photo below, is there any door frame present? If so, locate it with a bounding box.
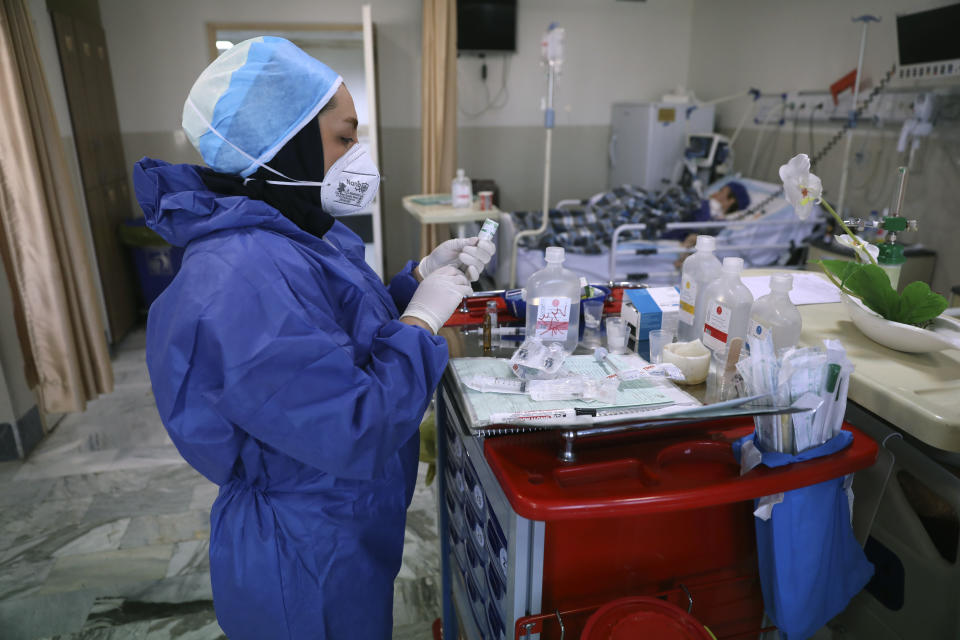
[205,22,362,63]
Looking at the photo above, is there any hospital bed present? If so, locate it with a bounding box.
[494,176,822,289]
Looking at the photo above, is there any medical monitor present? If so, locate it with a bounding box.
[457,0,517,53]
[895,3,960,80]
[686,135,714,161]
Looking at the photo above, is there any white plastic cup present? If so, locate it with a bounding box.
[581,299,604,347]
[583,299,604,327]
[605,317,628,354]
[648,329,674,365]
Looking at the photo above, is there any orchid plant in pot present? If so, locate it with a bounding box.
[779,153,947,330]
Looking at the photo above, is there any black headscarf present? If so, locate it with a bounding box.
[200,117,336,239]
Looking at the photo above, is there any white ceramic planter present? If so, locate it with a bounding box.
[842,294,960,353]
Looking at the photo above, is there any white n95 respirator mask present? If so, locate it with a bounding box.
[257,143,380,216]
[708,197,724,219]
[318,144,380,216]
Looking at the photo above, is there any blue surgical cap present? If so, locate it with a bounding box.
[726,181,750,211]
[183,37,342,177]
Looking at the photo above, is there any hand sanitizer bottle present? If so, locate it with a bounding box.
[525,247,581,354]
[749,273,802,351]
[451,168,472,209]
[677,235,722,342]
[701,257,754,355]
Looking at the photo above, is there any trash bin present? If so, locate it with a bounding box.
[582,596,716,640]
[119,218,183,309]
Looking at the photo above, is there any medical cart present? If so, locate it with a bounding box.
[435,360,879,639]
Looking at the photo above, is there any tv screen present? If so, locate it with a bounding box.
[457,0,517,53]
[897,3,960,66]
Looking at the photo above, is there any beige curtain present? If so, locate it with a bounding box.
[420,0,457,255]
[0,0,112,414]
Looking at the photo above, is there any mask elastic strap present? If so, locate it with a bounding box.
[258,179,325,187]
[257,144,369,188]
[186,98,311,184]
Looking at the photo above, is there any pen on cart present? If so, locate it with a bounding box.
[822,363,843,443]
[488,408,597,426]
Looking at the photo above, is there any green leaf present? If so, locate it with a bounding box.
[820,259,860,288]
[845,264,901,319]
[819,260,947,327]
[894,281,948,326]
[820,260,897,317]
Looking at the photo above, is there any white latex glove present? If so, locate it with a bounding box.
[418,237,497,282]
[401,266,474,334]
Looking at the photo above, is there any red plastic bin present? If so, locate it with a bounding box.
[481,418,877,640]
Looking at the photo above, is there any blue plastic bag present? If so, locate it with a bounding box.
[734,431,874,640]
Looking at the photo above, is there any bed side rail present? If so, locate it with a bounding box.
[609,218,819,281]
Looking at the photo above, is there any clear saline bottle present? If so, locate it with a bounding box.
[677,235,722,342]
[701,257,754,355]
[451,168,472,209]
[524,247,581,354]
[749,273,802,351]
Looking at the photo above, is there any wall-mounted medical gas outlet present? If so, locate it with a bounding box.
[870,94,925,125]
[783,92,837,122]
[736,84,956,131]
[769,90,938,127]
[752,95,787,126]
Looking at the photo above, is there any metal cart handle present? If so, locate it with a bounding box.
[559,403,813,463]
[520,609,564,640]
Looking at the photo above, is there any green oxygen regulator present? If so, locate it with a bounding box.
[844,166,918,288]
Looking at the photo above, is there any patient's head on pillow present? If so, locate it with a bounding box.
[710,181,751,214]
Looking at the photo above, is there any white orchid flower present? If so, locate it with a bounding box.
[778,153,823,220]
[834,234,879,264]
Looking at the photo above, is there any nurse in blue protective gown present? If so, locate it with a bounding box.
[134,37,494,639]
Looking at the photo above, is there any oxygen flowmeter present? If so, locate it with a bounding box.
[845,166,918,288]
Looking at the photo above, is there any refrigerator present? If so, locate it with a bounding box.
[608,102,715,191]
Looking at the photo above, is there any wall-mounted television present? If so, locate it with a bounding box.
[457,0,517,53]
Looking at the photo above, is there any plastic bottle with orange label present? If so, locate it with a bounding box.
[677,235,721,342]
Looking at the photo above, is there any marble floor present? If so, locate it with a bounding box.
[0,330,441,640]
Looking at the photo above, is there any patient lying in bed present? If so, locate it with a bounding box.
[498,177,818,288]
[663,181,752,243]
[512,181,752,254]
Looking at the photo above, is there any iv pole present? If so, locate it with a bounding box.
[510,23,564,289]
[835,14,880,217]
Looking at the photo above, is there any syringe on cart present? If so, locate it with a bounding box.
[593,346,622,376]
[464,326,525,340]
[594,347,686,382]
[464,375,528,394]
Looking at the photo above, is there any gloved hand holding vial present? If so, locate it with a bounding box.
[417,218,497,282]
